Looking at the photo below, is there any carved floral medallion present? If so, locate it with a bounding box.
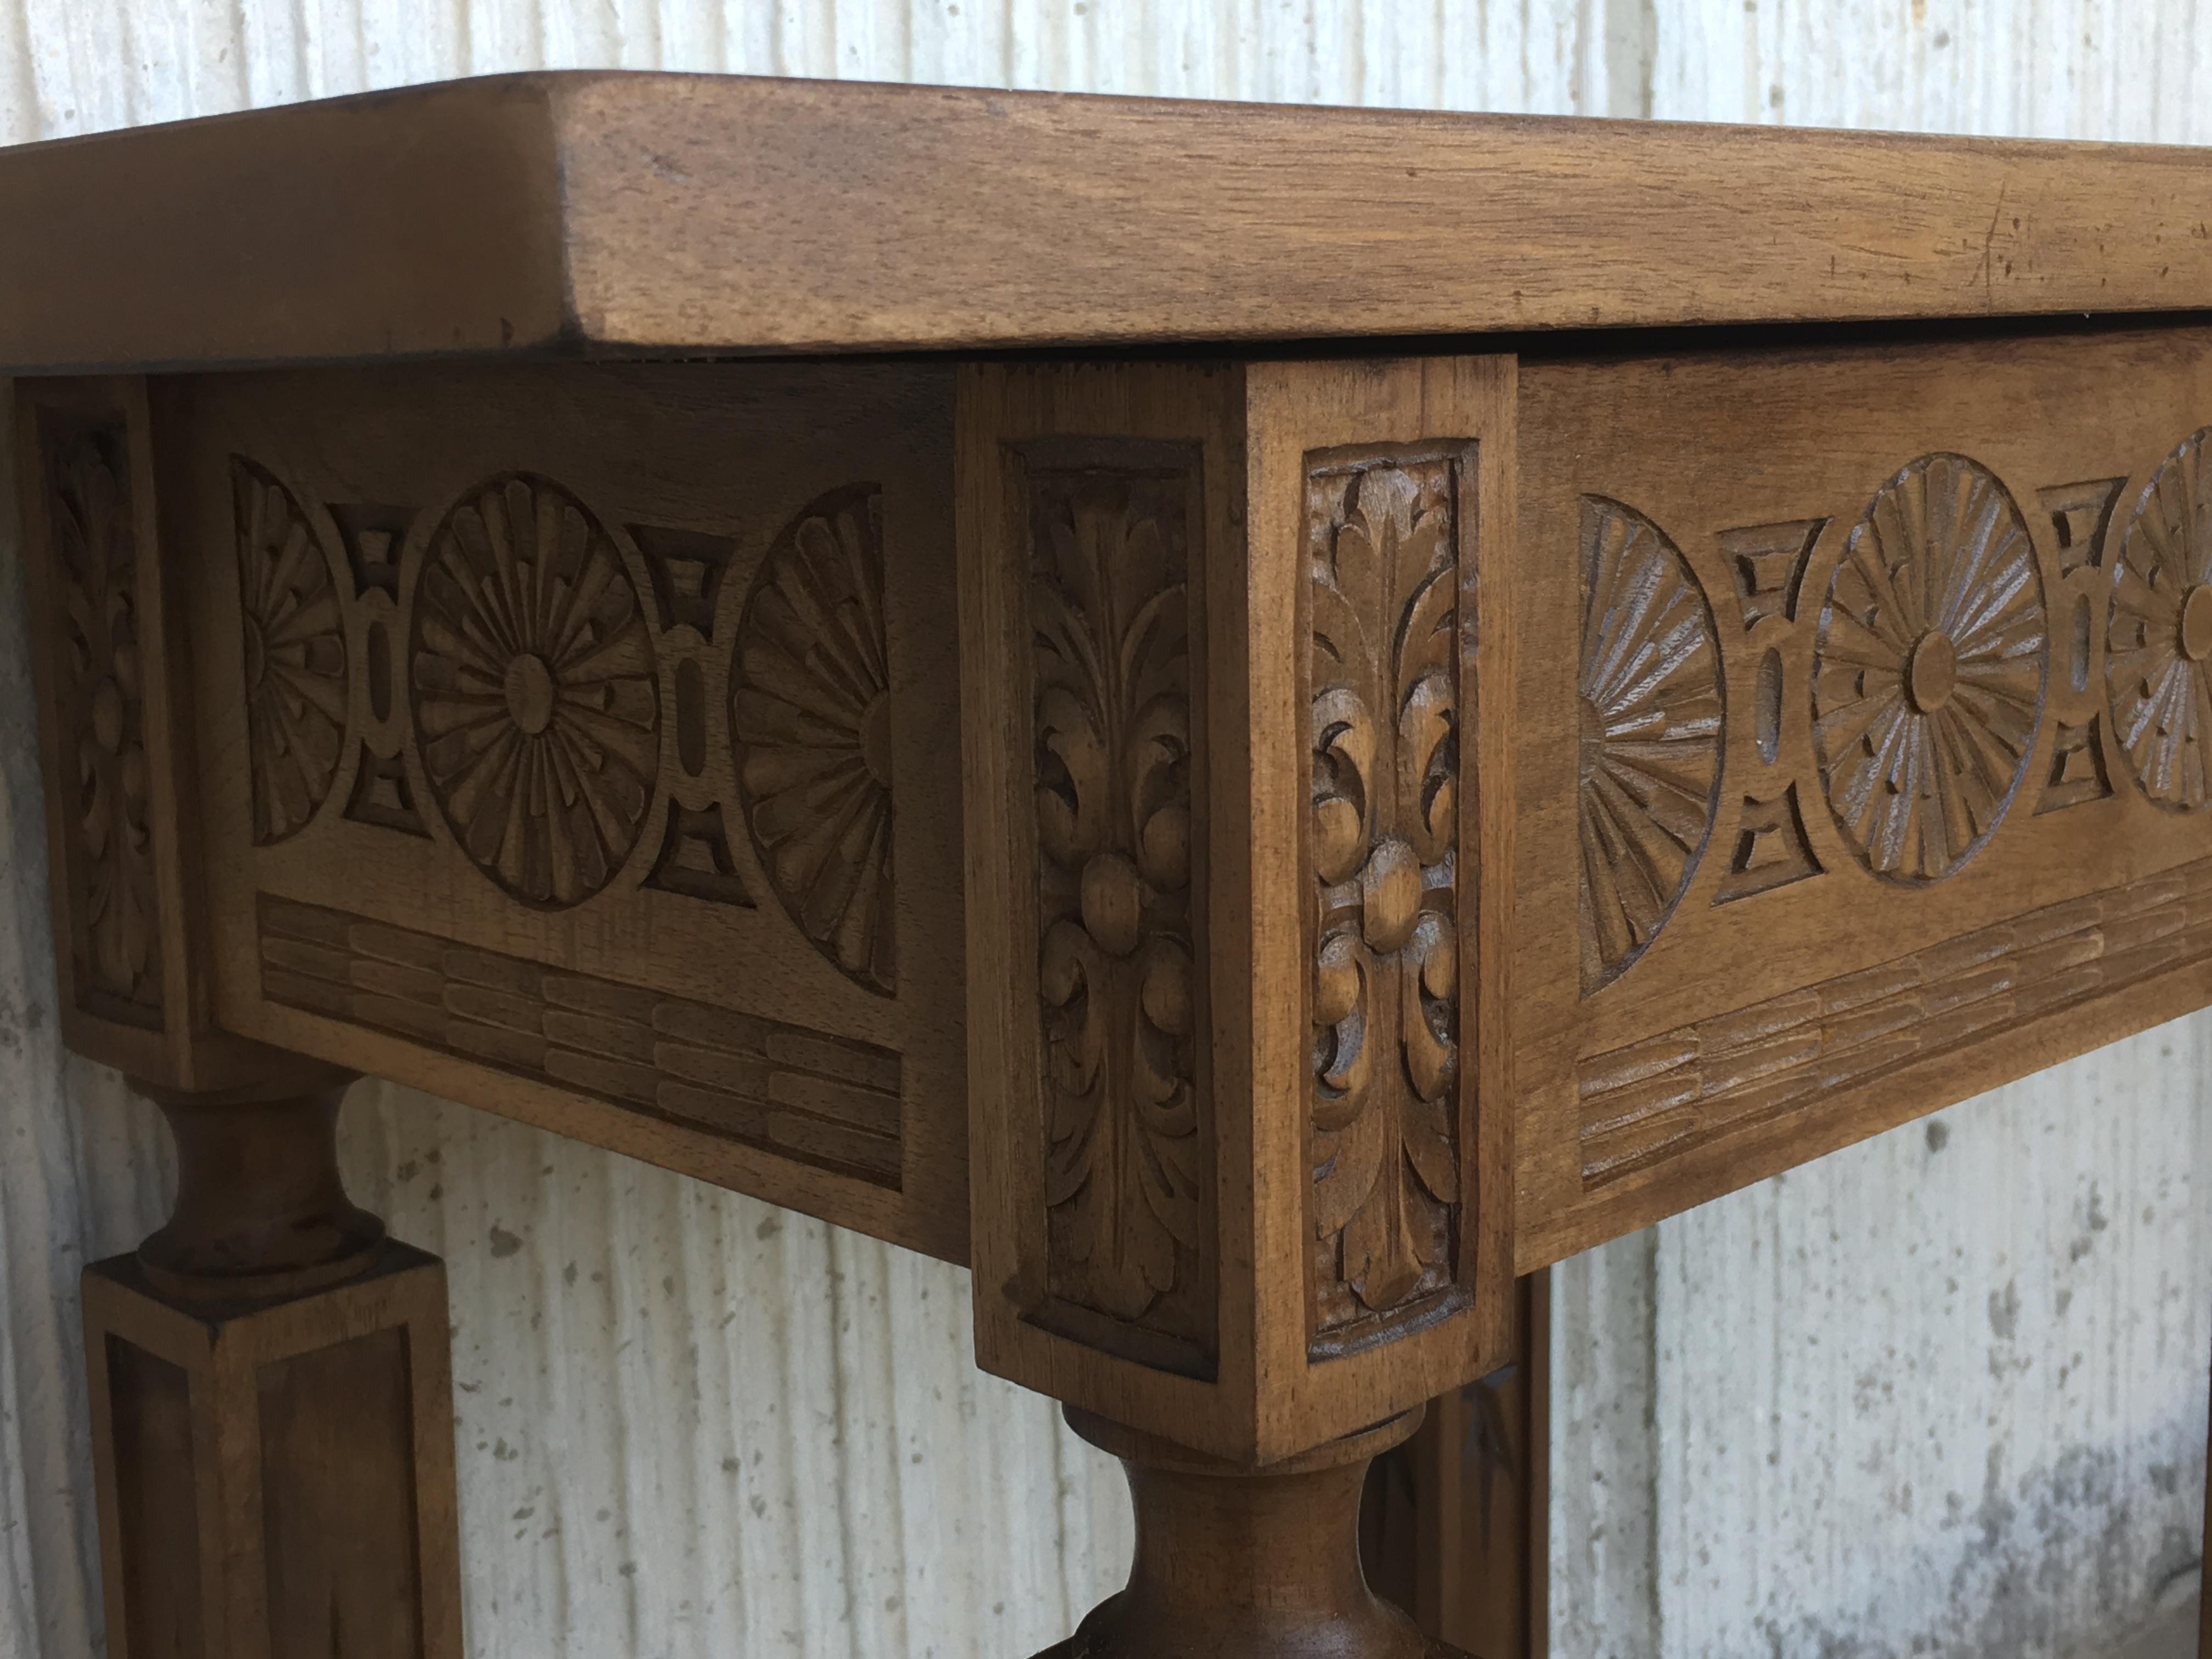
[1578,497,1723,990]
[233,459,348,844]
[44,421,162,1016]
[2108,427,2212,810]
[1028,449,1207,1357]
[1813,453,2045,881]
[410,474,659,907]
[1306,449,1465,1352]
[731,485,896,994]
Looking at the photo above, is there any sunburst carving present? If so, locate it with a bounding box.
[1578,498,1723,991]
[2107,428,2212,810]
[730,484,895,995]
[1813,453,2045,882]
[232,459,348,844]
[410,475,659,907]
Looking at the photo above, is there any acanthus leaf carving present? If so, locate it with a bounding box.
[44,415,162,1021]
[1026,445,1211,1369]
[1306,448,1468,1355]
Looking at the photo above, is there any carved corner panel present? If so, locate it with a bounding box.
[1023,438,1214,1379]
[962,358,1513,1467]
[167,362,968,1260]
[1516,329,2212,1260]
[35,404,165,1028]
[15,379,273,1087]
[1305,444,1470,1359]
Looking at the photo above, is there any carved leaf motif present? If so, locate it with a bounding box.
[1308,454,1463,1350]
[731,485,896,994]
[46,422,161,1014]
[1813,454,2045,881]
[1030,459,1203,1337]
[232,459,348,844]
[2107,428,2212,810]
[1578,498,1722,990]
[410,475,659,907]
[47,422,161,1013]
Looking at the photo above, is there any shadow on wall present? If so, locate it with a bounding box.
[1550,1014,2211,1659]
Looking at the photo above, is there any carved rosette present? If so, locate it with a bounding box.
[1578,498,1723,990]
[2108,428,2212,810]
[1028,451,1208,1361]
[731,485,896,994]
[1306,450,1464,1353]
[1814,454,2045,881]
[233,459,349,844]
[409,475,660,907]
[45,421,162,1018]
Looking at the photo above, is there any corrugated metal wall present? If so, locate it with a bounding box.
[1,5,2207,1658]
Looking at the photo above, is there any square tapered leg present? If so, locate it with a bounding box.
[82,1241,462,1659]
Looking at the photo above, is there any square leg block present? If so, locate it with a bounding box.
[82,1241,462,1659]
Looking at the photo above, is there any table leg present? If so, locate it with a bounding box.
[80,1061,462,1659]
[1035,1407,1470,1659]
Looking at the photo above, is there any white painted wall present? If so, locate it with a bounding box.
[0,5,2205,1658]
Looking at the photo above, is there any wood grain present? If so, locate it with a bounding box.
[80,1065,459,1659]
[160,360,970,1263]
[960,357,1515,1467]
[14,376,325,1091]
[83,1245,462,1659]
[8,74,2212,369]
[1511,325,2212,1268]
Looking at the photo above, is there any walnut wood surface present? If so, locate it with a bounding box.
[1513,325,2212,1269]
[161,360,970,1263]
[6,74,2212,369]
[81,1069,461,1659]
[958,358,1514,1464]
[1040,1407,1466,1659]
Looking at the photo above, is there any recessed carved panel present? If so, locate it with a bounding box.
[730,484,896,995]
[409,475,660,908]
[1305,445,1468,1357]
[1578,498,1723,992]
[258,895,900,1186]
[2107,428,2212,811]
[1025,441,1210,1374]
[232,459,348,845]
[1813,453,2045,882]
[42,415,162,1023]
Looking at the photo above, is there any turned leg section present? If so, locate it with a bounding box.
[1038,1407,1468,1659]
[81,1063,462,1659]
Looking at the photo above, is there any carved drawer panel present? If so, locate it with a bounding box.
[162,363,966,1261]
[1513,327,2212,1264]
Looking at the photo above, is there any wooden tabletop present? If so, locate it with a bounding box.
[3,71,2210,371]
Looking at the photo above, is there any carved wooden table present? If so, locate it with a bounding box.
[9,71,2212,1658]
